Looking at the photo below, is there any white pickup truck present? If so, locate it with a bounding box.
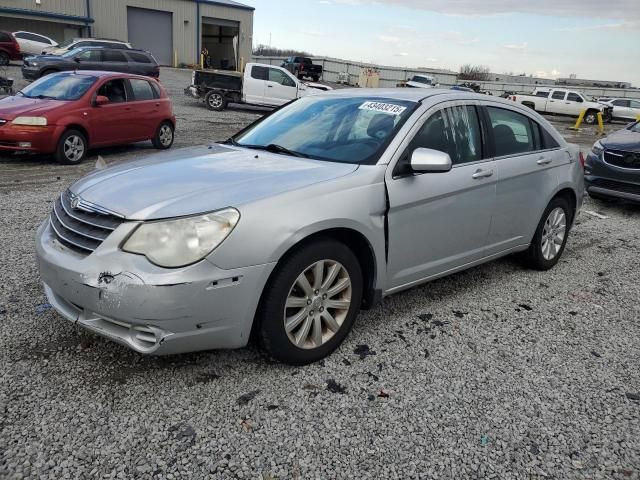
[185,62,330,111]
[509,88,612,124]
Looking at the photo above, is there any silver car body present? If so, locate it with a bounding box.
[36,90,584,355]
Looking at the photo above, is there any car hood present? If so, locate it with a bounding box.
[70,145,359,220]
[0,96,65,119]
[602,128,640,152]
[26,54,66,62]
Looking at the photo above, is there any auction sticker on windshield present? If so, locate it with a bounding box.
[359,101,407,116]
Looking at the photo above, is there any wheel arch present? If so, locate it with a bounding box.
[551,187,577,224]
[62,124,90,145]
[261,227,380,312]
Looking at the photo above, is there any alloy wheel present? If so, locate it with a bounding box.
[208,94,223,109]
[63,135,85,162]
[159,124,173,147]
[541,207,566,261]
[283,260,352,349]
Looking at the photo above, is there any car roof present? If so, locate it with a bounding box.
[54,70,157,81]
[73,46,150,53]
[315,88,485,102]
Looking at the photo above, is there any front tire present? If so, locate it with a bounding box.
[522,197,571,270]
[55,129,87,165]
[584,110,598,125]
[205,90,227,111]
[152,121,174,149]
[257,239,363,365]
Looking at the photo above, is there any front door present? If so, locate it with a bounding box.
[386,103,497,291]
[88,78,135,146]
[565,92,586,117]
[265,67,298,106]
[75,49,103,70]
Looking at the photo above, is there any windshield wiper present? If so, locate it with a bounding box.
[241,143,310,158]
[33,94,57,100]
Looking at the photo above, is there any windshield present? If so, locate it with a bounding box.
[62,48,85,58]
[19,73,97,101]
[234,96,417,164]
[411,76,432,85]
[630,122,640,133]
[57,38,76,49]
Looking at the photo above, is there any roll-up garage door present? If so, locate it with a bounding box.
[127,7,173,66]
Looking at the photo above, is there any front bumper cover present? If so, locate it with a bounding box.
[36,219,276,355]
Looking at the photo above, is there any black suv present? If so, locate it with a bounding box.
[22,47,159,80]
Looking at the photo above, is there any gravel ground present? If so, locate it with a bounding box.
[1,65,639,479]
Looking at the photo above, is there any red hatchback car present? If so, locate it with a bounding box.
[0,31,21,65]
[0,71,175,164]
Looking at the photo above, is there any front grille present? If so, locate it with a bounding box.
[590,178,640,196]
[604,149,640,170]
[50,190,124,255]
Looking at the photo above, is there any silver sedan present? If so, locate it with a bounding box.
[36,89,584,364]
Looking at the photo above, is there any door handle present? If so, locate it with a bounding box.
[537,158,552,165]
[472,169,493,179]
[267,85,273,88]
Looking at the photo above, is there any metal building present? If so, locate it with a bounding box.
[0,0,254,68]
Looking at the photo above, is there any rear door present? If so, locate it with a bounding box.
[264,67,299,106]
[549,90,567,114]
[126,78,161,139]
[244,65,267,104]
[483,104,564,254]
[101,50,129,73]
[385,101,497,290]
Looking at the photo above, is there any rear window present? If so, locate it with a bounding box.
[127,52,153,64]
[551,91,566,100]
[251,66,268,81]
[0,32,12,43]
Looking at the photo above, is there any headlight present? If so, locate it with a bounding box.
[591,140,604,156]
[122,208,240,268]
[12,116,47,126]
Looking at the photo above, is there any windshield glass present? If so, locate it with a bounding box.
[234,96,417,164]
[411,76,432,85]
[19,73,97,101]
[62,48,84,58]
[630,122,640,133]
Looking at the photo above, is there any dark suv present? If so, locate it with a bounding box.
[22,47,160,80]
[0,31,21,65]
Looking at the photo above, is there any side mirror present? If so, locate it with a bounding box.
[94,95,110,106]
[410,148,452,173]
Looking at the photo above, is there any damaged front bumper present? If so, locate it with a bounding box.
[35,219,276,355]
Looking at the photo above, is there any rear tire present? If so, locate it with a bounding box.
[0,52,9,66]
[205,90,227,111]
[257,239,363,365]
[152,121,174,149]
[522,196,572,271]
[55,129,87,165]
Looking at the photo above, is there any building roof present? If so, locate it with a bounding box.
[198,0,255,11]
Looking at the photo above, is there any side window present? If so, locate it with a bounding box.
[29,33,46,43]
[268,68,296,87]
[129,79,155,101]
[541,128,560,149]
[535,91,550,98]
[487,107,536,156]
[74,41,89,48]
[630,100,640,109]
[77,50,102,61]
[566,93,583,103]
[408,105,482,165]
[13,32,27,40]
[103,50,127,62]
[612,99,630,107]
[96,79,128,103]
[551,91,566,100]
[127,52,152,63]
[251,66,268,81]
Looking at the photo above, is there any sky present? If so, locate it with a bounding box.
[240,0,640,85]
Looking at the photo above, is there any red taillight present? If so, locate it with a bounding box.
[579,152,585,168]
